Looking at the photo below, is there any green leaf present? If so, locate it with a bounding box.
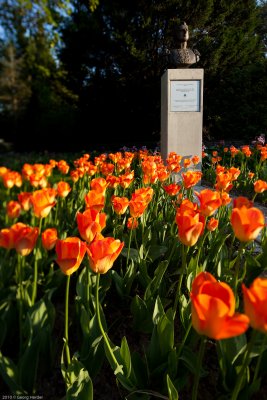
[152,296,165,325]
[157,309,174,357]
[121,247,140,261]
[0,351,25,394]
[131,351,148,388]
[144,260,168,302]
[120,336,132,378]
[220,334,247,365]
[167,374,179,400]
[130,295,153,333]
[148,245,168,262]
[66,358,93,400]
[18,334,41,393]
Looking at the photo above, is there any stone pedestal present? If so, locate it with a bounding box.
[160,69,204,168]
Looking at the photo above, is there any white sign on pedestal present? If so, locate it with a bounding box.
[170,80,200,112]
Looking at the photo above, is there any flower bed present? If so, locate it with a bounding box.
[0,144,266,399]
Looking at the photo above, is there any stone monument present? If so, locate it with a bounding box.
[161,21,204,169]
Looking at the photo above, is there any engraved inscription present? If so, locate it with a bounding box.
[170,80,200,112]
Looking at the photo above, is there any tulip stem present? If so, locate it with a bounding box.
[231,329,258,400]
[252,333,267,385]
[192,335,206,400]
[64,274,71,367]
[31,217,43,306]
[17,254,25,356]
[233,243,246,303]
[126,220,134,268]
[173,244,188,319]
[95,273,123,375]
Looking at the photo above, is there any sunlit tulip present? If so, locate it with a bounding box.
[86,236,124,274]
[55,237,87,275]
[18,192,32,211]
[215,172,233,192]
[13,225,39,256]
[0,228,15,249]
[56,181,72,198]
[231,205,265,242]
[128,199,148,218]
[229,167,241,181]
[191,272,249,340]
[119,171,135,189]
[111,196,129,215]
[254,180,267,194]
[42,228,58,251]
[163,183,181,196]
[2,171,22,188]
[233,196,253,209]
[30,188,57,218]
[207,217,219,231]
[7,200,21,219]
[242,278,267,333]
[131,187,154,203]
[220,191,231,206]
[127,217,139,230]
[90,177,108,193]
[57,160,70,174]
[191,155,200,165]
[182,171,202,189]
[176,212,204,246]
[195,189,222,217]
[100,162,115,176]
[106,175,120,188]
[84,190,105,212]
[77,208,106,243]
[183,158,191,168]
[0,166,10,177]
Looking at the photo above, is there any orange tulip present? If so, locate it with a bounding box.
[128,199,148,218]
[7,200,21,219]
[90,177,109,193]
[231,205,265,242]
[111,196,129,215]
[2,171,22,188]
[182,171,202,189]
[220,191,231,206]
[0,228,15,249]
[215,172,233,192]
[42,228,58,251]
[131,187,154,203]
[183,158,191,168]
[190,272,249,340]
[127,217,139,230]
[254,180,267,194]
[18,192,32,211]
[57,160,70,174]
[56,181,72,198]
[55,237,87,275]
[86,236,124,274]
[242,278,267,333]
[233,196,253,209]
[163,183,181,196]
[76,208,106,243]
[119,171,135,189]
[30,188,57,218]
[195,189,222,217]
[106,175,120,189]
[84,190,105,212]
[13,225,39,256]
[191,155,200,165]
[176,212,204,246]
[207,217,219,231]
